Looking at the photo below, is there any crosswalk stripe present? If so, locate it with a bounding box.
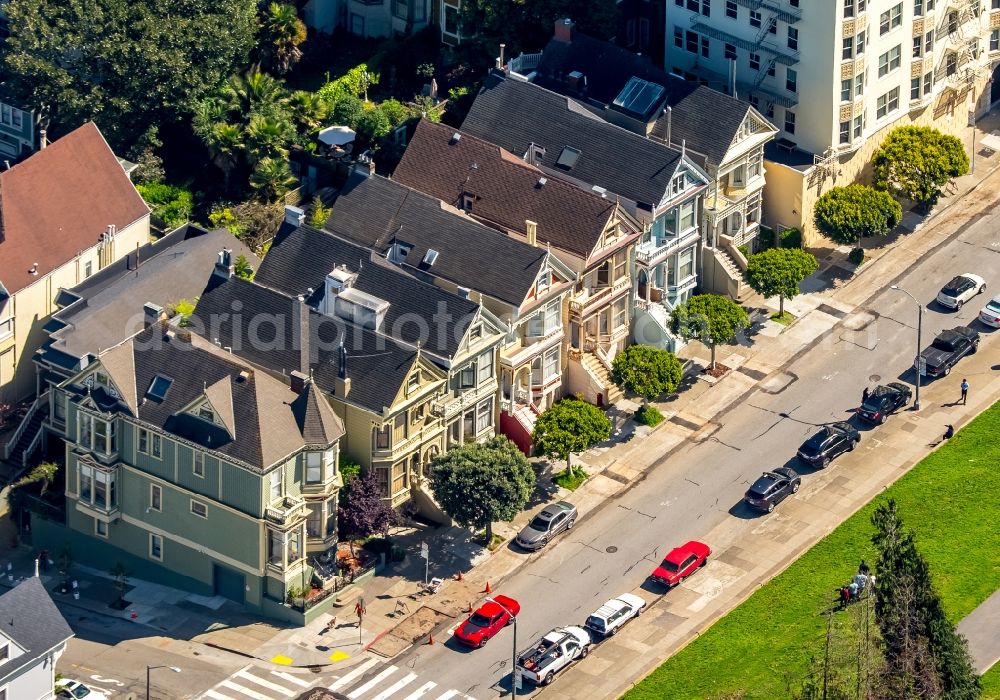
[219,680,275,700]
[235,669,296,696]
[433,691,462,700]
[400,681,439,700]
[203,691,236,700]
[329,658,379,691]
[367,671,418,700]
[274,671,312,688]
[348,666,399,698]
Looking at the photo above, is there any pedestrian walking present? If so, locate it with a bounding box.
[862,387,870,405]
[859,559,870,576]
[943,424,955,440]
[848,581,859,602]
[960,379,969,405]
[839,586,851,610]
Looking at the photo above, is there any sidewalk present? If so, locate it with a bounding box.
[957,589,1000,675]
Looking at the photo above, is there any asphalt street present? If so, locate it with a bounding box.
[375,208,1000,698]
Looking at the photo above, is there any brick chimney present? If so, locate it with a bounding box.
[290,370,308,394]
[554,18,575,43]
[525,220,538,247]
[335,342,351,397]
[213,248,234,280]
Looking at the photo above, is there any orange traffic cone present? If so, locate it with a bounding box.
[427,633,435,645]
[484,581,492,594]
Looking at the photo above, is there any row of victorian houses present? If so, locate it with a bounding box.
[0,26,779,623]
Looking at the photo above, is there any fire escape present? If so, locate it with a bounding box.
[688,0,802,115]
[935,0,986,95]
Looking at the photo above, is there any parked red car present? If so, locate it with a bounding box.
[650,541,711,588]
[453,594,520,648]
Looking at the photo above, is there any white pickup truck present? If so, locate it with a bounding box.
[516,627,592,686]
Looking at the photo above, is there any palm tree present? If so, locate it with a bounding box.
[266,3,307,75]
[192,97,227,139]
[12,462,59,496]
[288,90,330,134]
[246,114,291,163]
[206,123,244,189]
[250,157,297,202]
[223,69,287,116]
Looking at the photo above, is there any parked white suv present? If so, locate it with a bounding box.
[584,593,647,638]
[516,626,591,686]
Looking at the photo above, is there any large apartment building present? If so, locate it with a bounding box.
[666,0,996,242]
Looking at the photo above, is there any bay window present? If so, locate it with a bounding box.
[269,469,283,503]
[476,398,493,433]
[526,300,561,338]
[463,410,475,440]
[325,497,337,537]
[679,200,696,231]
[460,362,476,388]
[373,424,390,450]
[477,349,494,383]
[267,529,284,566]
[306,452,322,483]
[78,413,115,455]
[613,298,627,329]
[307,503,322,537]
[78,463,117,511]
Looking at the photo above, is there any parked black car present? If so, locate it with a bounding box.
[916,326,979,378]
[857,382,912,424]
[744,467,801,513]
[797,422,861,468]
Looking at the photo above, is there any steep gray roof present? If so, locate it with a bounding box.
[0,578,73,684]
[533,31,758,167]
[192,275,422,416]
[461,73,683,209]
[291,381,344,446]
[325,173,550,308]
[254,223,481,359]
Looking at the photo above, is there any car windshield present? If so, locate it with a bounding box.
[800,436,823,454]
[586,615,605,631]
[67,687,90,699]
[861,397,884,411]
[660,558,681,572]
[932,336,957,350]
[942,277,966,295]
[528,516,550,531]
[467,613,491,628]
[986,300,1000,314]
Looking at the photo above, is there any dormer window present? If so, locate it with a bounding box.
[198,405,215,423]
[461,193,474,212]
[407,371,421,395]
[671,173,686,196]
[536,267,551,296]
[469,324,483,342]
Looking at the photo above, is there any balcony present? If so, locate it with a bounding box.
[501,328,564,369]
[431,379,498,420]
[266,495,308,527]
[637,228,701,266]
[569,277,631,318]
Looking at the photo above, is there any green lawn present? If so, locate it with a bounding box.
[623,401,1000,700]
[983,664,1000,700]
[553,466,588,491]
[770,310,796,326]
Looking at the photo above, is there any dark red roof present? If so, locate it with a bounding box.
[0,122,149,294]
[394,119,619,259]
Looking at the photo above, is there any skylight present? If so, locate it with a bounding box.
[555,146,581,170]
[612,77,667,121]
[146,374,173,401]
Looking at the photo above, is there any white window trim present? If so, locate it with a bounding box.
[94,519,108,539]
[149,533,163,561]
[190,499,208,519]
[149,484,162,512]
[193,450,205,478]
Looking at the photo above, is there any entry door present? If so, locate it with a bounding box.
[213,564,245,605]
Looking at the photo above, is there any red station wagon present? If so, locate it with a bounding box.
[453,594,521,648]
[650,541,711,588]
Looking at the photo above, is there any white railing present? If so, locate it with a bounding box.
[508,52,543,76]
[569,276,630,315]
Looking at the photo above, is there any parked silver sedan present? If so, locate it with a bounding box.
[516,501,577,551]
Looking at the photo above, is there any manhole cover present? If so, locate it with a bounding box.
[869,374,881,382]
[606,546,618,553]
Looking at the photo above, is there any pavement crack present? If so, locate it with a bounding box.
[525,573,560,585]
[580,564,591,575]
[636,510,656,520]
[705,435,742,451]
[685,478,701,486]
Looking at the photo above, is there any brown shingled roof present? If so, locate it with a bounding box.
[393,119,619,259]
[0,122,150,294]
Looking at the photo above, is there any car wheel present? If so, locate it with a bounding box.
[479,637,488,648]
[980,284,987,294]
[957,299,964,308]
[943,365,951,376]
[792,481,800,493]
[636,603,646,615]
[567,518,576,530]
[849,438,859,451]
[879,414,887,425]
[505,616,514,627]
[579,645,589,659]
[543,673,554,686]
[699,558,708,567]
[609,625,618,637]
[767,502,775,513]
[820,456,830,468]
[971,342,979,354]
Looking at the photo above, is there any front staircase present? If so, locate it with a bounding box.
[581,352,623,406]
[3,399,46,468]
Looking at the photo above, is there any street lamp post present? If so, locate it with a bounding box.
[146,665,181,700]
[890,285,922,410]
[486,596,519,697]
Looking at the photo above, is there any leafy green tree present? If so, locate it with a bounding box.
[11,462,59,496]
[744,248,819,317]
[357,108,393,143]
[871,499,980,700]
[245,114,294,163]
[288,91,331,135]
[331,95,365,129]
[429,437,536,542]
[203,123,244,190]
[337,455,363,506]
[611,344,684,402]
[250,157,297,202]
[309,195,332,228]
[872,126,969,209]
[1,0,258,152]
[339,470,397,551]
[234,255,255,280]
[532,397,611,472]
[813,184,902,250]
[262,2,307,75]
[136,183,193,229]
[223,70,288,116]
[670,294,749,370]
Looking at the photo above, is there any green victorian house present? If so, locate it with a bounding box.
[44,319,345,622]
